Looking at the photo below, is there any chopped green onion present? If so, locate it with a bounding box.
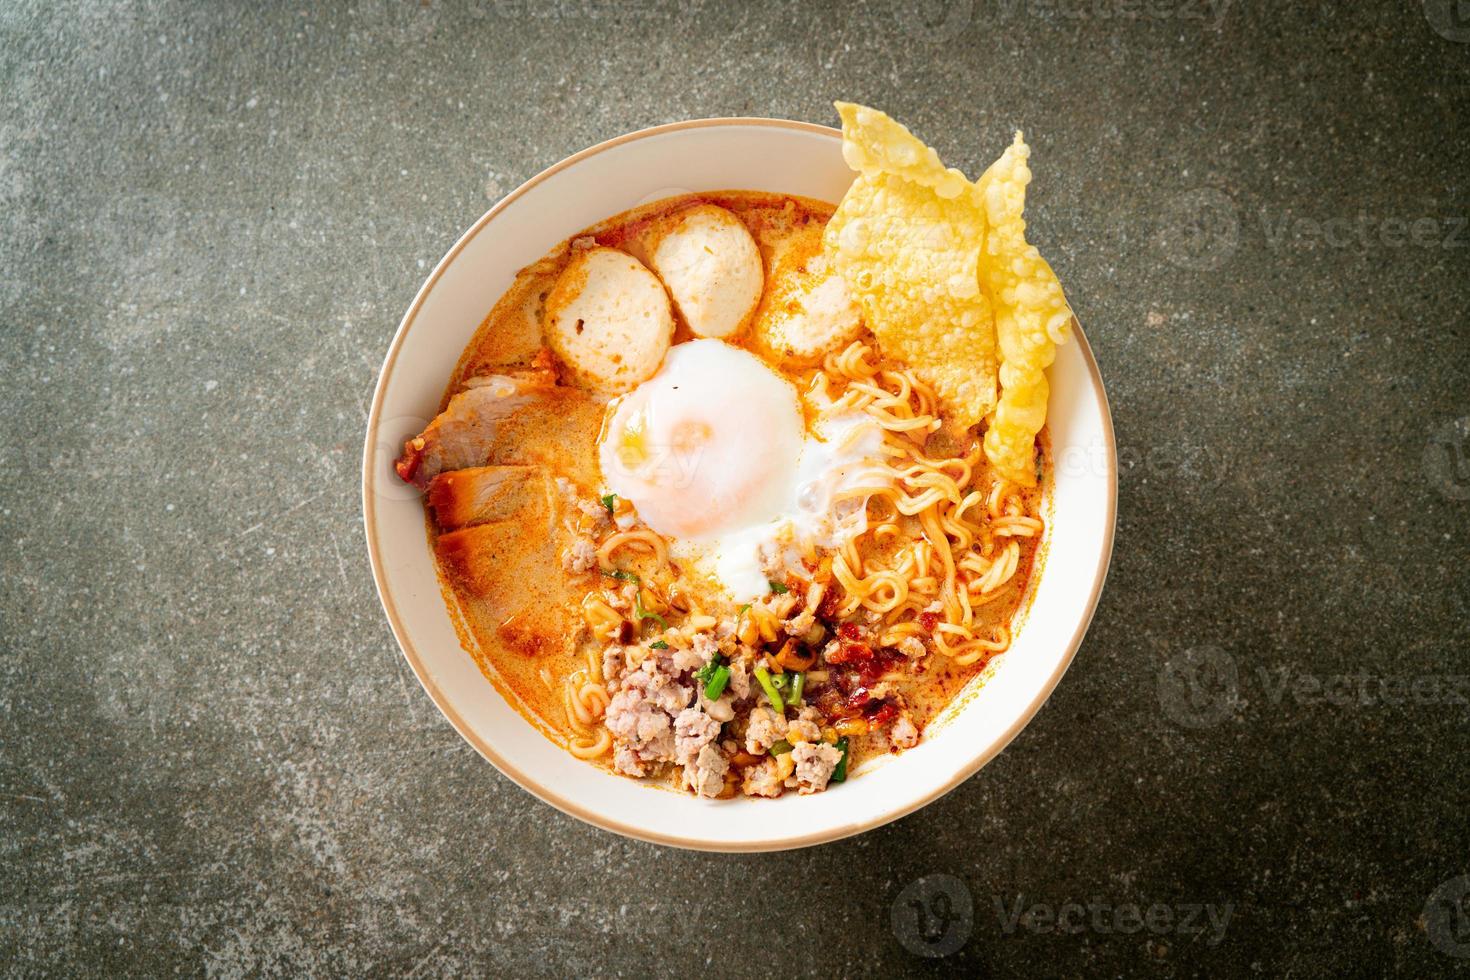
[767,580,789,594]
[649,640,669,650]
[831,736,850,783]
[703,665,731,701]
[694,654,727,687]
[694,650,731,699]
[789,672,805,706]
[601,492,617,514]
[634,591,667,630]
[632,587,673,631]
[771,672,791,694]
[601,568,666,629]
[770,738,793,756]
[753,666,785,715]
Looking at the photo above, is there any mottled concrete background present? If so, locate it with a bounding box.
[2,0,1468,975]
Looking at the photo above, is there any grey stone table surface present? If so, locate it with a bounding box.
[2,0,1467,975]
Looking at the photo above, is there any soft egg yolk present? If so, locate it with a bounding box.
[670,418,713,455]
[615,411,649,469]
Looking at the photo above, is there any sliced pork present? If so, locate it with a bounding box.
[433,477,577,660]
[395,369,601,489]
[426,465,546,531]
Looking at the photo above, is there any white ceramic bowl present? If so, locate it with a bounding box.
[362,118,1116,852]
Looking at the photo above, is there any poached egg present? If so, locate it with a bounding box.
[599,339,891,601]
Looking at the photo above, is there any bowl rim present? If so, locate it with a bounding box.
[362,115,1118,851]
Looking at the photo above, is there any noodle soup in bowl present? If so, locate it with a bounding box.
[363,115,1116,851]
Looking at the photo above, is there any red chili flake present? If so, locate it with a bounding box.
[852,655,882,687]
[866,701,899,726]
[815,687,847,714]
[826,640,873,665]
[823,673,854,700]
[856,650,897,685]
[917,611,940,633]
[817,587,842,621]
[838,622,862,641]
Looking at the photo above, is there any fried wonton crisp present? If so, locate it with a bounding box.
[824,102,998,429]
[825,102,1073,487]
[976,133,1074,487]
